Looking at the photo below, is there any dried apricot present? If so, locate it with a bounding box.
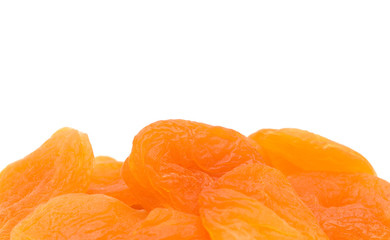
[289,172,390,240]
[249,128,376,175]
[2,121,388,239]
[122,119,264,213]
[199,162,329,240]
[10,193,147,240]
[130,208,210,239]
[200,188,304,239]
[0,128,94,240]
[87,156,136,206]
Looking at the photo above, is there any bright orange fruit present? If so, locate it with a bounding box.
[122,119,265,213]
[200,188,304,239]
[130,208,210,239]
[0,128,94,240]
[10,193,147,240]
[87,156,136,206]
[289,172,390,240]
[199,162,329,240]
[249,128,376,175]
[1,122,387,240]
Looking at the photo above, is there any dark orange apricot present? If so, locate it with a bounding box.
[10,193,147,240]
[130,208,210,240]
[199,162,329,240]
[0,128,94,240]
[87,156,136,206]
[122,119,265,213]
[249,128,376,175]
[289,172,390,240]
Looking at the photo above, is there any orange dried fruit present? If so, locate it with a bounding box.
[200,188,304,239]
[122,119,264,213]
[0,127,94,240]
[87,156,135,206]
[2,121,388,239]
[249,128,376,175]
[10,193,147,240]
[289,172,390,240]
[130,208,210,239]
[199,162,329,240]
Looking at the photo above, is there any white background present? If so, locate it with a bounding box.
[0,1,389,180]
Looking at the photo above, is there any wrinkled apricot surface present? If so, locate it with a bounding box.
[199,162,328,240]
[11,193,147,240]
[249,128,376,176]
[130,208,210,239]
[1,121,388,239]
[0,128,94,240]
[122,119,265,213]
[289,172,390,240]
[87,156,135,206]
[200,188,304,240]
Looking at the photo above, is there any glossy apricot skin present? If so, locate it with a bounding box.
[10,193,147,240]
[289,172,390,240]
[249,128,376,175]
[122,119,265,213]
[199,162,329,240]
[87,156,135,206]
[0,128,94,240]
[130,208,210,240]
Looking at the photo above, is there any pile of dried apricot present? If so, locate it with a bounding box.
[0,120,388,240]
